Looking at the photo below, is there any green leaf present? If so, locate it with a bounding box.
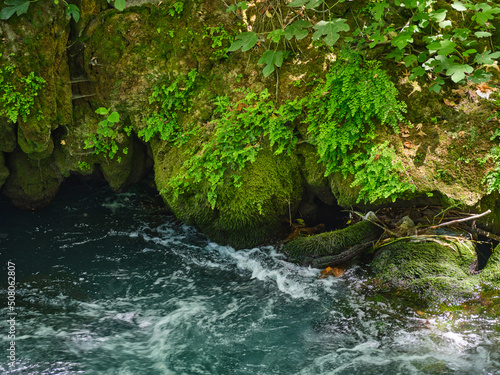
[312,19,350,46]
[372,1,389,21]
[226,4,237,13]
[474,51,500,65]
[114,0,126,11]
[268,29,285,43]
[409,66,425,80]
[95,107,109,116]
[429,77,445,93]
[66,4,80,23]
[403,54,417,67]
[107,111,120,123]
[451,1,467,11]
[446,64,473,82]
[469,69,492,84]
[284,20,312,40]
[439,20,452,28]
[391,32,413,50]
[427,40,457,55]
[475,31,492,38]
[0,0,30,20]
[288,0,322,9]
[453,28,470,41]
[258,50,284,77]
[429,9,447,22]
[228,32,258,52]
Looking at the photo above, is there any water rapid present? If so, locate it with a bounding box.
[1,182,500,374]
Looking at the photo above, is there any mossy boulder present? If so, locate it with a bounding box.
[371,238,478,305]
[2,149,63,209]
[479,244,500,288]
[284,220,383,265]
[153,141,303,248]
[0,1,72,155]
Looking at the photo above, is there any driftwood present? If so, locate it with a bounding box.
[418,209,491,232]
[311,241,375,268]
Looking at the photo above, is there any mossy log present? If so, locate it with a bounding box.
[283,220,383,266]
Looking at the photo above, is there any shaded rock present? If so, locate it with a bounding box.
[2,149,63,210]
[0,152,9,188]
[154,142,303,249]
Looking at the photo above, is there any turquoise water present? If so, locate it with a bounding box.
[1,182,500,374]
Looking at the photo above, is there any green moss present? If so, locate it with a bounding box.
[371,239,478,305]
[155,143,302,248]
[480,243,500,288]
[0,120,17,153]
[284,220,383,262]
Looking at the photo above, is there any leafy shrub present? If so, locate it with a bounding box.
[84,107,131,162]
[138,69,198,145]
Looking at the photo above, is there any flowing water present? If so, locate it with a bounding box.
[1,181,500,375]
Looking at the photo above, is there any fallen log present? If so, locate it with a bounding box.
[311,241,376,268]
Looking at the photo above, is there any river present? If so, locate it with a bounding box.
[1,180,499,374]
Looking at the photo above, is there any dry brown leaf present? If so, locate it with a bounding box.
[443,98,456,106]
[403,141,412,149]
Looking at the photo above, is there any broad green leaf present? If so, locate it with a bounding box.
[462,49,477,57]
[429,9,447,22]
[228,32,258,52]
[372,1,388,21]
[409,66,425,80]
[312,19,350,46]
[403,54,417,67]
[268,29,285,43]
[108,111,120,123]
[114,0,126,11]
[439,20,452,28]
[475,31,492,38]
[258,50,284,77]
[288,0,308,6]
[0,0,29,19]
[446,64,473,82]
[66,4,80,23]
[391,32,413,49]
[284,20,312,40]
[451,1,467,11]
[226,4,237,12]
[427,40,457,55]
[474,51,500,65]
[469,69,492,84]
[453,28,470,40]
[95,107,110,115]
[288,0,322,8]
[429,77,445,93]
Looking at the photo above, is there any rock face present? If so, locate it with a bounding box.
[0,0,499,250]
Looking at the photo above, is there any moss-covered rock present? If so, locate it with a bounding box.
[154,140,303,248]
[2,149,63,209]
[480,243,500,288]
[283,220,383,264]
[0,120,17,153]
[371,238,478,305]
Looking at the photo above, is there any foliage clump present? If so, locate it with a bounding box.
[0,53,45,123]
[303,51,414,203]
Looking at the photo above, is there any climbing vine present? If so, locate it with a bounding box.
[227,0,500,91]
